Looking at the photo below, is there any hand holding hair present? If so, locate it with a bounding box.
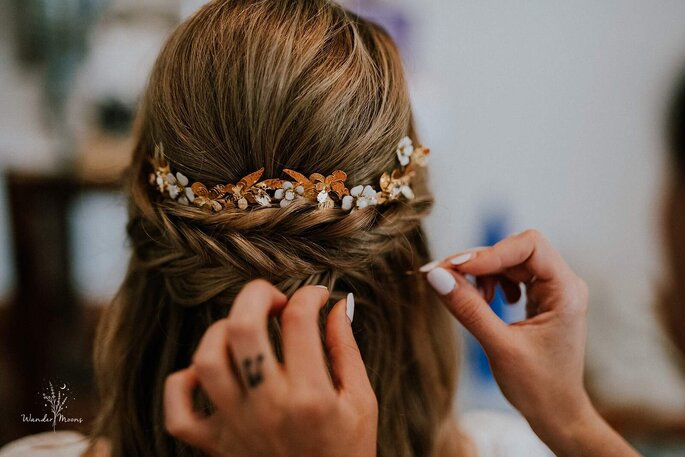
[163,279,377,457]
[423,229,641,457]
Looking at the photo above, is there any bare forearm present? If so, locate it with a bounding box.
[530,402,641,457]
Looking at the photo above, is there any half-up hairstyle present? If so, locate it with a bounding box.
[91,1,459,456]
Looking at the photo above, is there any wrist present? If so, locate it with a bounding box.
[524,391,640,457]
[526,392,604,455]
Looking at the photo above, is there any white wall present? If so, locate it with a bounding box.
[401,0,685,409]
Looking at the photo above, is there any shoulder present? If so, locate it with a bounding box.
[459,409,554,457]
[0,431,90,457]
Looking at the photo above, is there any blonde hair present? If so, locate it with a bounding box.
[91,1,459,456]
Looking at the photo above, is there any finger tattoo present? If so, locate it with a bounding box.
[243,354,265,388]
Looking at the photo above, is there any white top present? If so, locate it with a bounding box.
[0,410,552,457]
[0,431,90,457]
[460,410,553,457]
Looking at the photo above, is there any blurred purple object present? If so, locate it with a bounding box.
[341,0,412,62]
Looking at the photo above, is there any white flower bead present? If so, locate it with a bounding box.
[274,189,285,200]
[283,181,293,189]
[351,185,378,208]
[176,172,189,186]
[166,173,177,185]
[396,136,414,166]
[350,185,364,197]
[156,175,164,187]
[401,185,415,199]
[362,185,376,197]
[168,185,180,199]
[256,194,271,206]
[317,190,329,203]
[285,189,295,201]
[295,185,305,195]
[184,187,195,202]
[398,136,413,149]
[341,195,354,211]
[280,198,292,208]
[178,196,189,205]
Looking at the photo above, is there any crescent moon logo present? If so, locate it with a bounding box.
[60,384,67,390]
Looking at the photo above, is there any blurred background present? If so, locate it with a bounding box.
[0,0,684,454]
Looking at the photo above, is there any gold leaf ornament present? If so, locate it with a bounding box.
[311,170,349,208]
[283,169,316,199]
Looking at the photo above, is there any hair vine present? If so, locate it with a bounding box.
[149,136,430,212]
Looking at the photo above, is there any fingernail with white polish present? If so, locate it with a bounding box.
[346,292,355,323]
[449,252,473,266]
[419,260,441,273]
[426,268,457,296]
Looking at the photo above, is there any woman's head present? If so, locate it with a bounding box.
[131,0,429,302]
[93,1,457,456]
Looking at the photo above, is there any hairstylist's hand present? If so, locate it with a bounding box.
[163,279,377,457]
[423,230,640,457]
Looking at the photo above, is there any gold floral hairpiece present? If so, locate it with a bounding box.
[149,136,429,212]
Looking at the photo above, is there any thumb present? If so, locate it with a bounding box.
[325,293,372,396]
[426,267,509,352]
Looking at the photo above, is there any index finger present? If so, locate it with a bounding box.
[448,229,575,284]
